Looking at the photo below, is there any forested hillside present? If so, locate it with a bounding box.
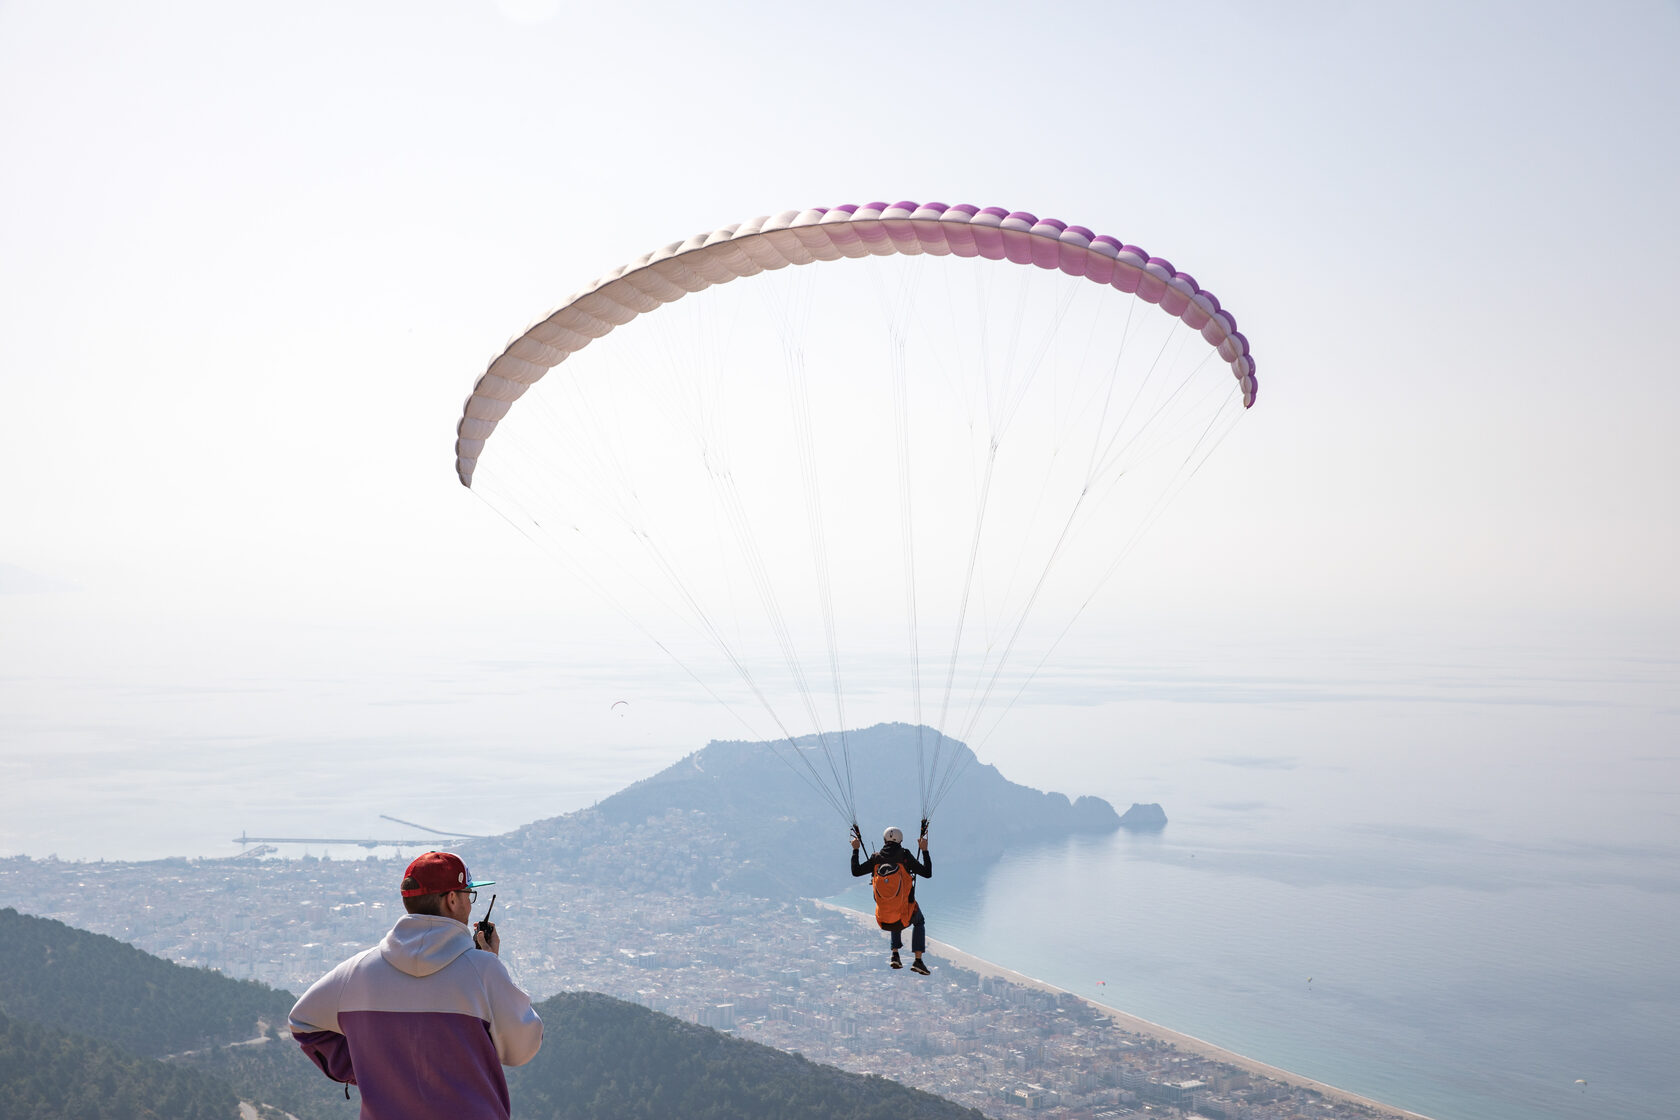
[0,908,356,1119]
[0,907,293,1057]
[0,1011,242,1120]
[511,990,984,1120]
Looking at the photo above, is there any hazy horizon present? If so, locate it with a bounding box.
[6,600,1672,862]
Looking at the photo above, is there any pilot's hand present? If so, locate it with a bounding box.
[850,834,861,851]
[918,836,928,852]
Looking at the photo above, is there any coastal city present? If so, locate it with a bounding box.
[1,808,1423,1120]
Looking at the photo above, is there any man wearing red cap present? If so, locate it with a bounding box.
[288,852,543,1119]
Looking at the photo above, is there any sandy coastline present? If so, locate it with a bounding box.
[812,900,1435,1120]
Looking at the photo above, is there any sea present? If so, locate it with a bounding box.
[828,613,1680,1120]
[5,609,1676,1120]
[841,811,1676,1120]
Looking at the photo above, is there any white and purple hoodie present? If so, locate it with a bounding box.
[289,914,543,1119]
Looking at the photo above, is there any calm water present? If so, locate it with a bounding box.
[828,620,1680,1120]
[840,799,1678,1120]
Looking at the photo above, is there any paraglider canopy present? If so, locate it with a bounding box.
[457,202,1256,487]
[457,201,1260,830]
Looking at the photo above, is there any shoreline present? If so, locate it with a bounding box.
[812,899,1436,1120]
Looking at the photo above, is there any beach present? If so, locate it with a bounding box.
[815,899,1436,1120]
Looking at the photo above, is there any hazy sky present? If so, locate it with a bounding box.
[3,1,1677,858]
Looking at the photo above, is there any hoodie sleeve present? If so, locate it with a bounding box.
[288,961,356,1085]
[482,955,544,1067]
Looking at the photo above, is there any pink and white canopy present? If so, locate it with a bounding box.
[455,202,1257,487]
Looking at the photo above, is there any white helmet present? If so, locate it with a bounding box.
[883,826,903,844]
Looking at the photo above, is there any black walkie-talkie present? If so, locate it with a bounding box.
[474,894,497,947]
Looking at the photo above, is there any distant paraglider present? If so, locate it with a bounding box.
[611,700,628,716]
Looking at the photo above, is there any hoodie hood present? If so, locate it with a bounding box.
[380,914,475,978]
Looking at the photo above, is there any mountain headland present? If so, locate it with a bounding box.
[510,721,1119,897]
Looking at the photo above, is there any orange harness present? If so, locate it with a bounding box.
[872,859,918,931]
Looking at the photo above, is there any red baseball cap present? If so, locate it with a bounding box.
[400,851,495,897]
